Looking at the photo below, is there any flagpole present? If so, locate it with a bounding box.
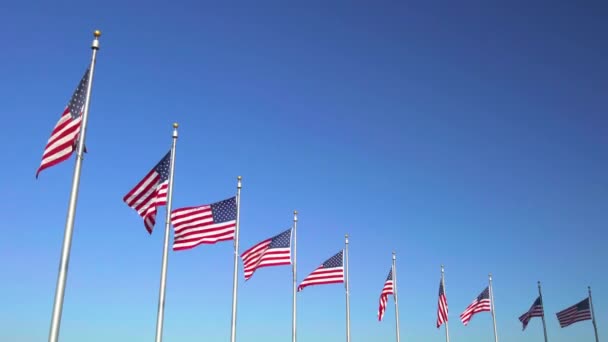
[489,273,499,342]
[154,123,179,342]
[292,210,298,342]
[230,176,243,342]
[48,30,101,342]
[392,252,401,342]
[345,234,351,342]
[442,265,450,342]
[538,281,548,342]
[589,286,600,342]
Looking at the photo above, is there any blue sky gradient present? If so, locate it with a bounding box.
[1,1,607,341]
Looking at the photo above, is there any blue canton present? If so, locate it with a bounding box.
[576,298,590,310]
[269,229,291,248]
[68,69,90,119]
[477,287,489,301]
[211,197,237,223]
[154,152,171,182]
[322,251,343,268]
[386,269,392,281]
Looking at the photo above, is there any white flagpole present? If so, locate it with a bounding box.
[489,273,499,342]
[154,123,179,342]
[392,252,401,342]
[442,265,450,342]
[230,176,243,342]
[538,281,548,342]
[589,286,600,342]
[345,234,351,342]
[292,210,298,342]
[48,30,101,342]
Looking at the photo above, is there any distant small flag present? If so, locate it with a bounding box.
[377,268,394,321]
[123,152,171,233]
[36,69,90,178]
[171,197,237,251]
[460,287,491,326]
[518,296,544,330]
[556,297,592,328]
[298,251,344,292]
[437,280,449,328]
[241,228,292,281]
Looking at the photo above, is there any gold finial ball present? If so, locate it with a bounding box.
[237,176,242,180]
[173,122,179,129]
[94,30,101,38]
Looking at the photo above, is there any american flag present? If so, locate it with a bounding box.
[298,250,344,292]
[123,151,171,234]
[518,296,544,330]
[377,268,394,321]
[36,69,90,178]
[241,228,292,281]
[437,280,449,328]
[171,197,237,251]
[556,297,592,328]
[460,286,491,325]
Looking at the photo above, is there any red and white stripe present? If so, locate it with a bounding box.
[241,238,291,281]
[378,275,394,321]
[171,205,236,251]
[123,169,168,233]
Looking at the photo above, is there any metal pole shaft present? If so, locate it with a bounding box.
[230,176,243,342]
[538,281,548,342]
[392,252,401,342]
[345,234,351,342]
[589,286,600,342]
[489,273,498,342]
[292,210,298,342]
[154,123,179,342]
[48,30,101,342]
[442,265,450,342]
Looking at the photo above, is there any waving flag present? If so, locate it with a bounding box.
[556,297,592,328]
[519,296,544,330]
[437,280,449,328]
[377,268,394,321]
[123,152,171,233]
[460,287,491,325]
[36,69,90,178]
[298,251,344,292]
[241,228,292,280]
[171,197,237,251]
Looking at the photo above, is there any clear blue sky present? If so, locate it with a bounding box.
[1,1,606,341]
